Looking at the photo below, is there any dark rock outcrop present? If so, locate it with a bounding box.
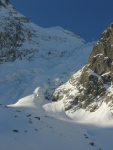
[0,1,37,63]
[89,24,113,82]
[53,24,113,112]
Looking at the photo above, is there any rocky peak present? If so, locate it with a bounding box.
[53,23,113,113]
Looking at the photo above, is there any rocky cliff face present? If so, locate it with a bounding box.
[89,24,113,81]
[53,24,113,113]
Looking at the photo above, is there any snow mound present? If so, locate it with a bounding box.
[9,87,44,108]
[43,100,66,119]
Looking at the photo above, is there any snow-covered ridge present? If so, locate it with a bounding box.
[0,2,94,104]
[0,2,87,63]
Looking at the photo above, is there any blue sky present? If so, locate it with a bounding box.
[11,0,113,41]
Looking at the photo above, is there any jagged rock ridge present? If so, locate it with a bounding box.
[53,24,113,113]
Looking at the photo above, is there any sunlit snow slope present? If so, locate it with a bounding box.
[0,88,104,150]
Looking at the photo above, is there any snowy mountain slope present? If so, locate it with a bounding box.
[43,97,113,150]
[0,1,113,150]
[0,1,94,104]
[46,22,113,148]
[0,88,104,150]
